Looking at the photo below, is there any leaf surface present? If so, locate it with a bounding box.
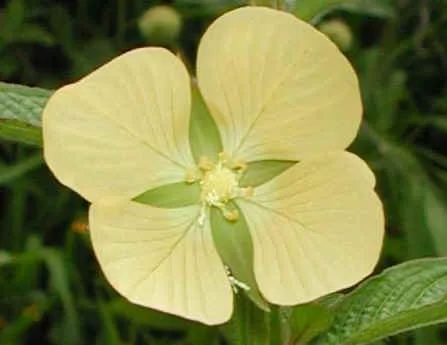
[317,258,447,345]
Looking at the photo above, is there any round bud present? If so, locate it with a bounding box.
[138,5,182,47]
[318,19,353,52]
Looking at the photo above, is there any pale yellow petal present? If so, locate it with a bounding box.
[89,202,233,325]
[197,7,362,161]
[43,48,195,203]
[237,152,384,305]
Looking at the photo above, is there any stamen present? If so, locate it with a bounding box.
[223,208,239,222]
[185,170,199,183]
[232,158,247,172]
[197,153,254,225]
[199,156,214,171]
[242,186,254,198]
[218,152,231,165]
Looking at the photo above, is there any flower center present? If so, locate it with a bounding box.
[188,153,252,224]
[201,165,239,206]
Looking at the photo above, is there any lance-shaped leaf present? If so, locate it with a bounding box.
[316,258,447,345]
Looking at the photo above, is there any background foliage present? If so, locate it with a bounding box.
[1,0,447,344]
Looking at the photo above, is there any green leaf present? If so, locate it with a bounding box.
[420,182,447,256]
[0,293,53,345]
[109,299,218,345]
[287,303,334,345]
[2,246,82,345]
[0,82,51,125]
[356,49,406,133]
[40,249,81,345]
[2,0,25,35]
[0,119,43,146]
[0,82,51,145]
[108,298,198,330]
[16,24,55,46]
[134,181,201,208]
[98,301,122,345]
[294,0,395,22]
[189,82,223,163]
[221,294,270,345]
[0,153,43,185]
[317,258,447,345]
[210,205,270,312]
[240,160,296,187]
[417,116,447,134]
[338,0,395,18]
[294,0,350,21]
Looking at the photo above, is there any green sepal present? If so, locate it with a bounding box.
[189,81,223,163]
[240,160,296,187]
[210,204,270,312]
[133,181,200,208]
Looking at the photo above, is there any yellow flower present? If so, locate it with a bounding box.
[43,7,384,325]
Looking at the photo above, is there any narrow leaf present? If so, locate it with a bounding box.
[338,0,396,18]
[0,153,43,185]
[41,249,81,345]
[98,301,122,345]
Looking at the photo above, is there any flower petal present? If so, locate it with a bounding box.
[197,7,362,161]
[89,201,233,325]
[237,152,384,305]
[43,48,195,203]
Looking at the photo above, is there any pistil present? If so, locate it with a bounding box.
[193,152,253,224]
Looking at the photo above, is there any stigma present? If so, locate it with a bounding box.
[189,152,252,224]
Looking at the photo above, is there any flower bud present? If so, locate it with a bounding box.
[318,19,353,52]
[138,5,182,47]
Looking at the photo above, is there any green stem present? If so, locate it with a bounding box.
[221,294,274,345]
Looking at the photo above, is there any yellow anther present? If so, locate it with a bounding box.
[223,208,239,222]
[199,156,214,171]
[185,170,199,183]
[197,154,254,224]
[243,186,254,198]
[232,158,247,171]
[218,152,231,164]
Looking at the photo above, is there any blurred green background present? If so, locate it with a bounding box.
[1,0,447,344]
